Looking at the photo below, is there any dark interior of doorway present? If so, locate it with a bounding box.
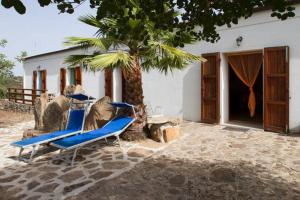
[229,63,263,127]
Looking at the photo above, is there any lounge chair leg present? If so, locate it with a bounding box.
[116,135,121,147]
[71,148,79,167]
[18,148,24,161]
[29,145,38,163]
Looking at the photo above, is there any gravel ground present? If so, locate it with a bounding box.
[0,110,33,128]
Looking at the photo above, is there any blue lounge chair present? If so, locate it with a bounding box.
[11,94,94,163]
[51,102,136,166]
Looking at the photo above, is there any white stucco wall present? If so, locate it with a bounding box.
[23,48,105,99]
[142,5,300,131]
[23,5,300,131]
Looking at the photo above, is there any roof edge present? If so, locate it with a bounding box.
[24,46,83,61]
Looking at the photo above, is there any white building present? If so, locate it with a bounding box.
[23,4,300,133]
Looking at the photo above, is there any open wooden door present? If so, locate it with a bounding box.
[41,70,47,92]
[60,68,66,95]
[201,53,220,124]
[264,46,289,133]
[105,69,113,99]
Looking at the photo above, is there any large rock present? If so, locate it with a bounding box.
[74,85,84,94]
[163,126,180,143]
[64,84,84,96]
[84,96,115,131]
[54,95,70,112]
[148,117,181,143]
[53,95,70,129]
[33,93,48,130]
[23,129,47,139]
[42,101,64,132]
[42,94,70,132]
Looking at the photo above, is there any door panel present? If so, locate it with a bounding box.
[60,68,66,95]
[264,46,289,133]
[32,71,37,90]
[41,70,47,92]
[105,69,113,99]
[201,53,220,124]
[75,67,82,85]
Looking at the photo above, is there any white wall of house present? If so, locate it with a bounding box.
[142,4,300,131]
[23,4,300,131]
[23,48,106,99]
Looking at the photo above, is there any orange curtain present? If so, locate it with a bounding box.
[227,52,263,117]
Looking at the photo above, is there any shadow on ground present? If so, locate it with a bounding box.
[67,155,300,200]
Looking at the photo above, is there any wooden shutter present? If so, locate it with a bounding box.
[75,67,82,85]
[105,69,113,99]
[60,68,66,95]
[32,71,37,90]
[32,71,37,105]
[41,70,47,92]
[201,53,220,124]
[264,46,289,133]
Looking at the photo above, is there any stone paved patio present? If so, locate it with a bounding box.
[0,121,300,200]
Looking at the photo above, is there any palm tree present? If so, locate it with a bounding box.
[64,15,205,140]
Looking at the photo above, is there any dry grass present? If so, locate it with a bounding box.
[0,110,33,128]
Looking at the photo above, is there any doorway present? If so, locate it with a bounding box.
[227,51,263,128]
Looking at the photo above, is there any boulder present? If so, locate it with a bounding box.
[23,129,47,139]
[74,85,84,94]
[33,93,48,130]
[54,95,70,112]
[42,101,64,132]
[64,84,85,96]
[148,117,181,143]
[53,95,70,128]
[84,96,115,131]
[64,85,76,96]
[163,126,180,143]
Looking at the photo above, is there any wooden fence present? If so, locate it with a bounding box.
[7,88,47,105]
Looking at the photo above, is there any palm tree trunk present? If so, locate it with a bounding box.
[121,54,148,140]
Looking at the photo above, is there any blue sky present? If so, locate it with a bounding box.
[0,1,97,76]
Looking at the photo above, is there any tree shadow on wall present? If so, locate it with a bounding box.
[182,64,201,122]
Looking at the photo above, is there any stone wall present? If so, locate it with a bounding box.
[0,99,34,113]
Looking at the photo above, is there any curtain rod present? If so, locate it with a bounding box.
[224,49,263,56]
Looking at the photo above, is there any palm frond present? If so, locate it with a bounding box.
[64,55,93,68]
[151,41,206,62]
[140,41,206,74]
[88,51,133,70]
[64,37,110,50]
[78,15,101,28]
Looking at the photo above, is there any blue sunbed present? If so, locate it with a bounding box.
[51,102,136,166]
[10,93,95,163]
[11,109,86,162]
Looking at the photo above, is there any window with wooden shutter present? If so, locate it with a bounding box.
[105,69,113,99]
[74,67,82,85]
[32,71,37,104]
[41,70,47,92]
[60,68,66,95]
[263,46,289,133]
[32,71,37,90]
[201,53,220,124]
